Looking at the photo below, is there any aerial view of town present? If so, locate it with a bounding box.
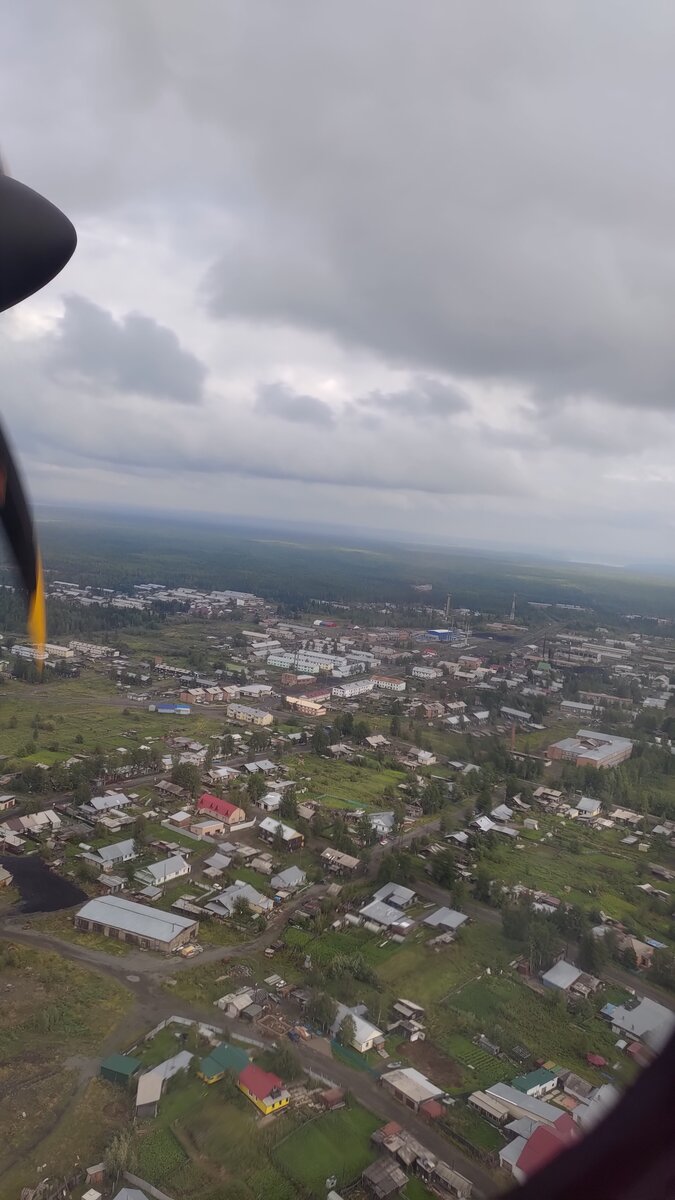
[4,4,675,1198]
[1,518,674,1200]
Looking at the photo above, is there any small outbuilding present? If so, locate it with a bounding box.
[100,1052,142,1087]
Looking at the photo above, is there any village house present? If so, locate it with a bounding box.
[197,792,247,827]
[332,1003,385,1053]
[258,816,304,850]
[372,882,416,908]
[88,838,137,870]
[321,847,361,873]
[271,865,307,891]
[238,1064,290,1114]
[259,791,282,812]
[198,1041,249,1084]
[206,880,274,917]
[135,854,190,889]
[541,960,601,998]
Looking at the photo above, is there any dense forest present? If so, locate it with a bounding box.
[0,507,672,620]
[0,588,166,640]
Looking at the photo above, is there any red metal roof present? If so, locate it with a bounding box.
[238,1064,283,1100]
[198,792,241,819]
[420,1098,444,1119]
[517,1115,579,1178]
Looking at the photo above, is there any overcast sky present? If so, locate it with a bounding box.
[3,2,675,562]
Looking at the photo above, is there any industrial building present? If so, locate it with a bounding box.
[75,895,198,952]
[547,729,633,770]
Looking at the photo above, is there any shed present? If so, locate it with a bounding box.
[100,1052,142,1086]
[541,960,582,992]
[362,1159,407,1199]
[320,1087,346,1109]
[423,906,467,931]
[419,1098,443,1120]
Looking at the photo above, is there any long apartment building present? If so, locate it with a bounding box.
[332,677,375,699]
[226,703,274,727]
[266,648,366,677]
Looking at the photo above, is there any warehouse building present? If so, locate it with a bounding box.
[75,895,198,952]
[547,729,633,770]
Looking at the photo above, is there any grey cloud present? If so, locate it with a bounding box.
[8,3,675,559]
[48,295,207,404]
[358,379,469,419]
[255,381,334,426]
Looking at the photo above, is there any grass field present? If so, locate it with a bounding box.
[136,1084,297,1200]
[377,922,518,1008]
[0,1077,129,1200]
[402,1177,438,1200]
[0,669,225,766]
[444,1100,507,1152]
[274,1104,380,1194]
[0,943,130,1190]
[477,814,675,944]
[28,908,130,954]
[284,752,407,810]
[446,974,635,1086]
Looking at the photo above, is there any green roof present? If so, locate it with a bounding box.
[512,1067,557,1094]
[100,1053,142,1078]
[199,1042,249,1080]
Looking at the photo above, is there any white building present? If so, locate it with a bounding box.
[412,665,441,680]
[331,1003,384,1053]
[136,854,190,888]
[373,676,406,692]
[331,677,375,699]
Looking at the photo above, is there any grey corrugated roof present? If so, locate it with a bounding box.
[542,959,582,990]
[487,1083,559,1122]
[97,838,136,862]
[611,997,675,1042]
[373,882,415,906]
[577,796,601,813]
[271,866,306,889]
[77,895,197,942]
[142,854,190,884]
[424,906,467,930]
[359,899,412,927]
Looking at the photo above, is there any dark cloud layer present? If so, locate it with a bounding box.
[48,295,207,404]
[4,3,675,558]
